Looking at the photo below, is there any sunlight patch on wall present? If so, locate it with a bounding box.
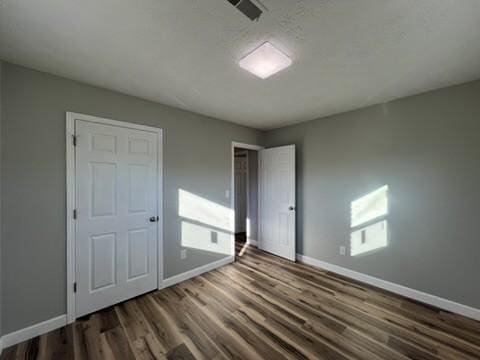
[179,189,232,232]
[178,189,234,255]
[181,221,231,255]
[351,185,388,227]
[351,220,388,256]
[350,185,389,256]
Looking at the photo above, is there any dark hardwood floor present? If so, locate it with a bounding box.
[2,241,480,359]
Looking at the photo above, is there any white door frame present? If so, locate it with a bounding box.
[66,112,163,324]
[231,142,263,253]
[234,149,248,234]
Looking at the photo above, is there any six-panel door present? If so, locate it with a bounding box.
[75,120,158,317]
[259,145,296,261]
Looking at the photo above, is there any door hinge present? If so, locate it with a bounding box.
[73,282,77,293]
[72,135,77,146]
[73,209,77,220]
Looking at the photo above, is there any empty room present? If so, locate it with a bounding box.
[1,1,480,359]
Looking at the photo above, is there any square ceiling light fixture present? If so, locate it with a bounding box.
[239,42,292,79]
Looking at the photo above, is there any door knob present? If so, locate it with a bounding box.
[288,206,295,211]
[149,216,159,222]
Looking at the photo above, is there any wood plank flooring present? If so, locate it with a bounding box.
[2,241,480,359]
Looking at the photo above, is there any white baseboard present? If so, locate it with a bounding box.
[0,256,234,352]
[3,254,476,353]
[163,255,235,288]
[297,254,480,321]
[1,315,67,349]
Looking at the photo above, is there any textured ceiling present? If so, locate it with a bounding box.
[1,0,480,129]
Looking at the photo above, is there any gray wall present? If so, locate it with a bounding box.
[0,62,264,334]
[265,79,480,309]
[2,60,479,337]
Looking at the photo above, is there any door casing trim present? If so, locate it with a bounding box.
[231,142,264,255]
[66,112,163,324]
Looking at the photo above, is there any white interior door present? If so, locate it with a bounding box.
[259,145,296,261]
[75,119,159,317]
[234,154,248,233]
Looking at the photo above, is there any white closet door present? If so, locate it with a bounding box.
[259,145,296,261]
[75,120,158,317]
